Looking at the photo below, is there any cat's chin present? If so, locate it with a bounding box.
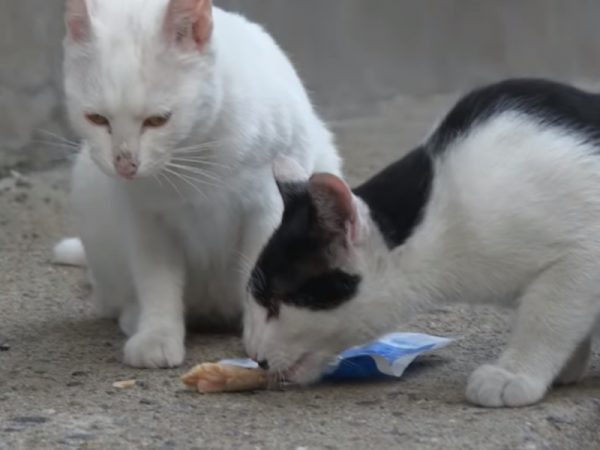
[281,352,335,386]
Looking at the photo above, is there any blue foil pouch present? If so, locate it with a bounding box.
[219,332,452,382]
[322,332,452,381]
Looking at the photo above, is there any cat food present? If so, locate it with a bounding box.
[181,362,269,393]
[112,379,137,389]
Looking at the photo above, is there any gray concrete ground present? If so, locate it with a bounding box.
[1,94,600,450]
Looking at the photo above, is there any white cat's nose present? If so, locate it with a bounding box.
[114,153,139,180]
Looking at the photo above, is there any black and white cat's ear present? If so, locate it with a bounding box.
[165,0,214,50]
[308,173,358,241]
[65,0,91,42]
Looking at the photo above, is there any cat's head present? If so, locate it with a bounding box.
[63,0,218,179]
[244,157,391,384]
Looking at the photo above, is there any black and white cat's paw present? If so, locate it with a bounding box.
[465,364,547,407]
[123,327,185,368]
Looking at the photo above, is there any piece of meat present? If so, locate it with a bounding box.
[181,362,269,393]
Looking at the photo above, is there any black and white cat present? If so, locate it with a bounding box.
[244,79,600,407]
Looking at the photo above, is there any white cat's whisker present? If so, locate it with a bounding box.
[152,174,164,188]
[172,140,227,154]
[32,140,80,151]
[37,129,80,147]
[163,167,209,200]
[170,157,231,170]
[159,171,185,199]
[165,166,226,193]
[143,156,171,175]
[166,162,224,184]
[176,172,222,192]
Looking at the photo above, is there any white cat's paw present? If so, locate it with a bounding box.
[123,328,185,368]
[465,364,546,407]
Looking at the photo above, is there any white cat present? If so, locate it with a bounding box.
[54,0,341,368]
[244,79,599,407]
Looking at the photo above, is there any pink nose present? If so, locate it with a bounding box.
[114,154,138,179]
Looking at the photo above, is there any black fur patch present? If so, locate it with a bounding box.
[428,78,600,152]
[249,183,361,314]
[290,269,361,310]
[354,146,433,249]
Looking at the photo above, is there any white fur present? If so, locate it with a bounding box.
[245,112,600,407]
[61,0,341,368]
[53,237,87,266]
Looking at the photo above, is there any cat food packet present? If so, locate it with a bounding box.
[322,332,452,381]
[219,332,452,382]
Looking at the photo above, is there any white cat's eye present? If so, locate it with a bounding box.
[143,113,171,128]
[85,113,110,127]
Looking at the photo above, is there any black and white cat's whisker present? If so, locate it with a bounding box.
[233,256,256,284]
[236,252,267,290]
[235,250,255,272]
[238,252,266,290]
[234,260,253,281]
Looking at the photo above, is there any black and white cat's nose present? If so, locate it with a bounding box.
[257,359,269,370]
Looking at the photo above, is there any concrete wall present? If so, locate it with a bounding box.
[220,0,600,116]
[0,0,66,172]
[2,0,600,172]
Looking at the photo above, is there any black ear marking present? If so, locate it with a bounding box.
[275,180,292,205]
[276,181,309,208]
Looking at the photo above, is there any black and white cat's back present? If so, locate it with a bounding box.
[244,78,600,408]
[428,78,600,152]
[356,78,600,249]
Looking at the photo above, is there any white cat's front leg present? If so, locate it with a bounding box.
[466,258,599,407]
[123,215,186,368]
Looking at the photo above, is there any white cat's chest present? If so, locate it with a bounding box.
[128,181,240,254]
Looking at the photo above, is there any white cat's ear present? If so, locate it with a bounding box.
[165,0,214,51]
[308,173,358,241]
[272,154,308,184]
[65,0,91,42]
